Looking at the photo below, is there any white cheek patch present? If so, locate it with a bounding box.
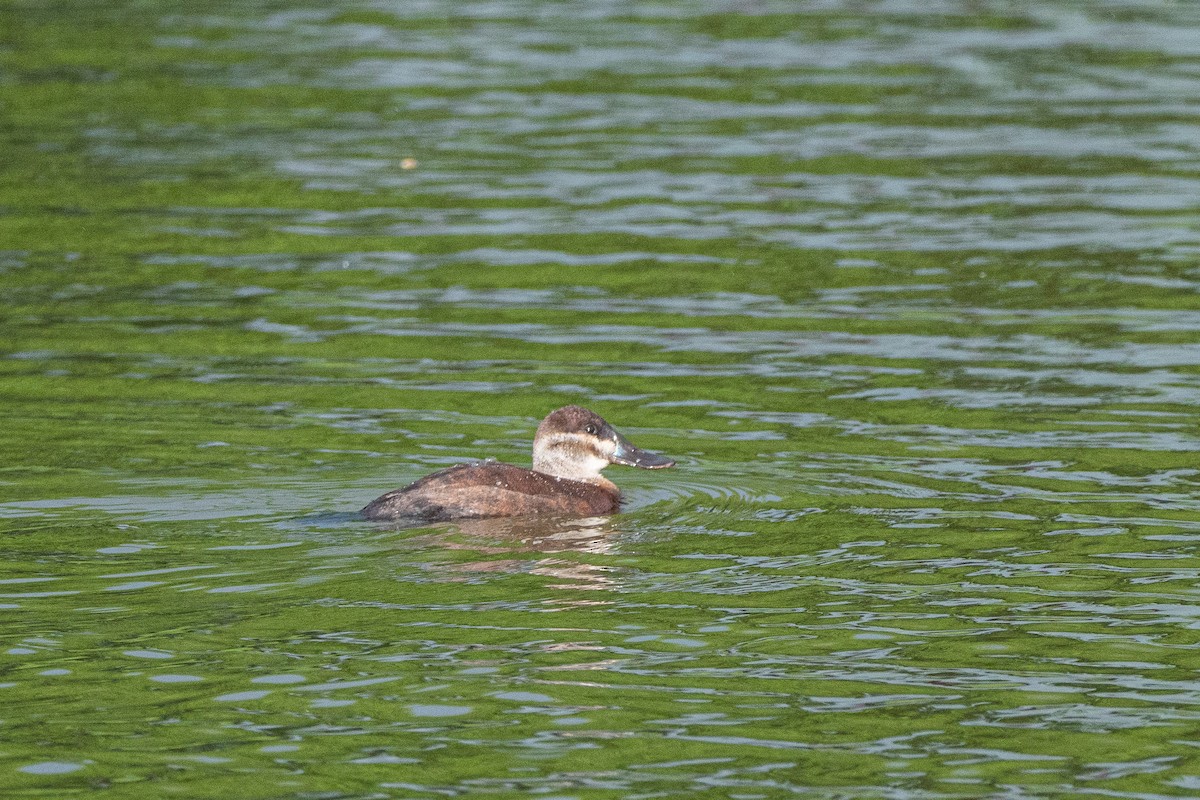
[535,432,612,481]
[554,432,606,456]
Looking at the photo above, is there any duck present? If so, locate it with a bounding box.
[361,405,675,521]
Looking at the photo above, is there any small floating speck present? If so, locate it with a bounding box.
[409,704,472,717]
[493,691,554,703]
[123,649,173,660]
[311,698,355,708]
[400,157,418,170]
[661,637,706,648]
[18,761,85,775]
[251,673,307,685]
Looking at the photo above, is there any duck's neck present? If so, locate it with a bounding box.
[533,445,617,492]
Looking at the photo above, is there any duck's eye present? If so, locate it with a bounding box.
[584,424,597,435]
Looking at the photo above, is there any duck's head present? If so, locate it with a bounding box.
[531,405,675,485]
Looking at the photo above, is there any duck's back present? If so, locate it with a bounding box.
[361,462,620,521]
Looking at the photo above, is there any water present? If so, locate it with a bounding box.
[3,0,1200,797]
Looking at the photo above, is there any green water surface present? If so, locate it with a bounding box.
[3,0,1200,797]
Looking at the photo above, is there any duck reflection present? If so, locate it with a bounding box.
[394,514,627,592]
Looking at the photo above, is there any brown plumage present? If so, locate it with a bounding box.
[361,406,674,521]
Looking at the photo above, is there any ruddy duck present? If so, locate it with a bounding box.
[361,405,675,521]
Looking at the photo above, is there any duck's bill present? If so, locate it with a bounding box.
[612,433,675,469]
